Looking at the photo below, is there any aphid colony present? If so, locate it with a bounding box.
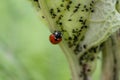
[48,0,95,50]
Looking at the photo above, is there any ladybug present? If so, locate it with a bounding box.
[49,31,62,44]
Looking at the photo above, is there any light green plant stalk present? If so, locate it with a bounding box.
[102,29,120,80]
[29,0,120,80]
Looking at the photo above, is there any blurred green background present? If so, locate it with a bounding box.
[0,0,70,80]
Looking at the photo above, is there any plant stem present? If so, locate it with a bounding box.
[60,43,81,80]
[102,38,114,80]
[60,42,91,80]
[102,29,120,80]
[111,29,120,80]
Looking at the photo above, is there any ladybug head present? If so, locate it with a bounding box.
[53,31,62,39]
